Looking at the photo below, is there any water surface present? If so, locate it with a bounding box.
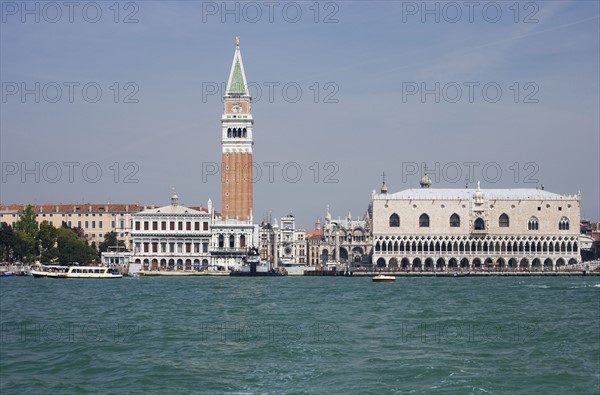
[1,276,599,394]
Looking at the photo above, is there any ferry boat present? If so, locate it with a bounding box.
[31,264,123,279]
[372,274,396,282]
[230,247,286,277]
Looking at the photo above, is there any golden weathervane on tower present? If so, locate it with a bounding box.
[236,36,240,46]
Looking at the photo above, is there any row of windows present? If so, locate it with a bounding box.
[8,219,124,230]
[389,213,570,230]
[138,258,210,268]
[217,234,247,249]
[227,128,247,138]
[135,221,209,232]
[136,242,209,254]
[73,221,103,229]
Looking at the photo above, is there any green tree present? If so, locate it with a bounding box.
[13,230,36,263]
[0,223,16,262]
[56,227,96,264]
[41,247,59,263]
[38,221,58,250]
[13,205,38,239]
[38,221,59,262]
[99,231,126,253]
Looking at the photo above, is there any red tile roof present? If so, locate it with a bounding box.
[305,230,322,239]
[0,203,144,213]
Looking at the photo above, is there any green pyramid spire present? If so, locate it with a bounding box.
[228,58,246,96]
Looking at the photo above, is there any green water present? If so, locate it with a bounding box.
[1,276,599,394]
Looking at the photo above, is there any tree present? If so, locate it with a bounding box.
[71,226,86,240]
[41,247,59,263]
[37,221,59,262]
[13,230,36,263]
[38,221,58,250]
[0,223,16,262]
[56,227,96,264]
[99,231,126,253]
[13,205,38,239]
[13,205,39,261]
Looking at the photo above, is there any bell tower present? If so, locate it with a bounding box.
[221,37,253,221]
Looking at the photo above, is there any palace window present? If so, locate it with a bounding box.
[170,221,175,230]
[161,221,166,230]
[186,222,191,231]
[474,218,485,230]
[203,222,209,231]
[195,222,200,231]
[558,217,569,230]
[389,213,400,227]
[153,221,158,231]
[218,235,224,248]
[240,235,246,248]
[450,213,460,227]
[499,213,509,227]
[178,222,183,231]
[419,213,430,227]
[528,217,539,231]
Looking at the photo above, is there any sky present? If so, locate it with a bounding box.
[1,0,599,229]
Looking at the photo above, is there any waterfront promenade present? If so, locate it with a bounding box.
[2,261,599,277]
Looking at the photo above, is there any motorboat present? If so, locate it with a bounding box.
[372,274,396,282]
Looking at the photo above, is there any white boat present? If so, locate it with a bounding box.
[31,264,122,279]
[372,274,396,282]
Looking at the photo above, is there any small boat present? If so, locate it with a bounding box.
[31,264,122,279]
[372,274,396,282]
[0,271,16,277]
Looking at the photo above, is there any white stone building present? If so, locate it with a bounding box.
[210,218,258,270]
[371,178,581,271]
[129,192,213,271]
